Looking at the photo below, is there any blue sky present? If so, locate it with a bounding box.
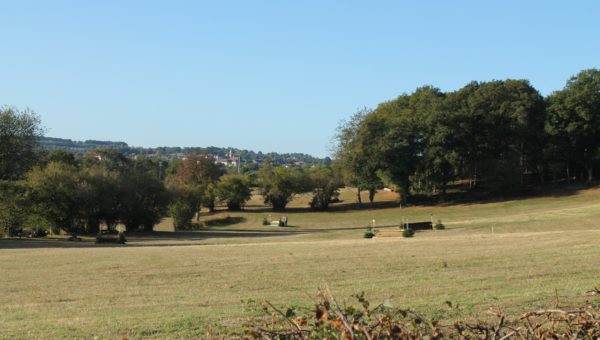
[1,1,599,157]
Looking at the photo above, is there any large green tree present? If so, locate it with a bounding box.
[359,94,424,203]
[83,151,170,232]
[0,106,43,180]
[334,108,382,206]
[546,69,600,183]
[445,80,545,189]
[79,165,120,233]
[27,162,82,234]
[119,160,170,231]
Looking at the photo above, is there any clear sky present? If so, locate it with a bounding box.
[1,1,599,157]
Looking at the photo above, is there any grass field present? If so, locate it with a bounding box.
[2,186,600,338]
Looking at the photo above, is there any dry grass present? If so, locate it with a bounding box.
[2,187,600,338]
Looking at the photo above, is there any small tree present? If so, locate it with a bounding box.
[258,162,309,211]
[308,166,342,210]
[168,191,198,230]
[216,174,252,211]
[201,183,217,212]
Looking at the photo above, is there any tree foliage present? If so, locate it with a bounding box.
[546,69,600,182]
[0,180,30,236]
[258,162,309,211]
[308,166,342,210]
[27,162,82,234]
[23,150,170,234]
[334,74,585,202]
[0,106,43,180]
[166,153,224,221]
[334,108,382,206]
[216,174,252,211]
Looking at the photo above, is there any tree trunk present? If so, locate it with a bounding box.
[536,165,545,185]
[567,165,571,185]
[520,143,525,186]
[356,188,362,206]
[86,219,100,234]
[399,178,410,205]
[368,188,376,208]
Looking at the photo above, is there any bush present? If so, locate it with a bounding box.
[262,217,269,226]
[364,227,375,238]
[402,227,415,238]
[216,174,252,211]
[434,220,445,230]
[169,200,196,230]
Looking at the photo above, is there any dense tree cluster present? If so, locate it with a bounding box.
[16,149,169,236]
[335,69,600,203]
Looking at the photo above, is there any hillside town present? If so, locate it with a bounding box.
[39,136,330,167]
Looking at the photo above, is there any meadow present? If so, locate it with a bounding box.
[2,186,600,338]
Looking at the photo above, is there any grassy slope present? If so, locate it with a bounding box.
[1,187,600,338]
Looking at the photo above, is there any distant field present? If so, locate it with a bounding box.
[2,187,600,338]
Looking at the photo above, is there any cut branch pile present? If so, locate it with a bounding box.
[243,286,600,339]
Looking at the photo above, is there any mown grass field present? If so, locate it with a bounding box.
[2,186,600,338]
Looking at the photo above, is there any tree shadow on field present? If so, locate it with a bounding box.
[0,227,307,249]
[314,183,593,212]
[203,215,246,226]
[0,238,109,249]
[409,182,593,208]
[242,200,402,214]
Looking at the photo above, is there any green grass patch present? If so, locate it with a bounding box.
[2,187,600,337]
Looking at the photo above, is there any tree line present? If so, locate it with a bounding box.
[0,108,341,236]
[334,69,600,203]
[165,155,341,228]
[2,69,599,236]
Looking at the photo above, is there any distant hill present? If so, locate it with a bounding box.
[38,137,330,166]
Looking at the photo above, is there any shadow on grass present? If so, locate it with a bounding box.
[411,182,594,208]
[234,200,402,214]
[242,182,597,213]
[4,182,594,250]
[204,216,246,226]
[0,227,308,249]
